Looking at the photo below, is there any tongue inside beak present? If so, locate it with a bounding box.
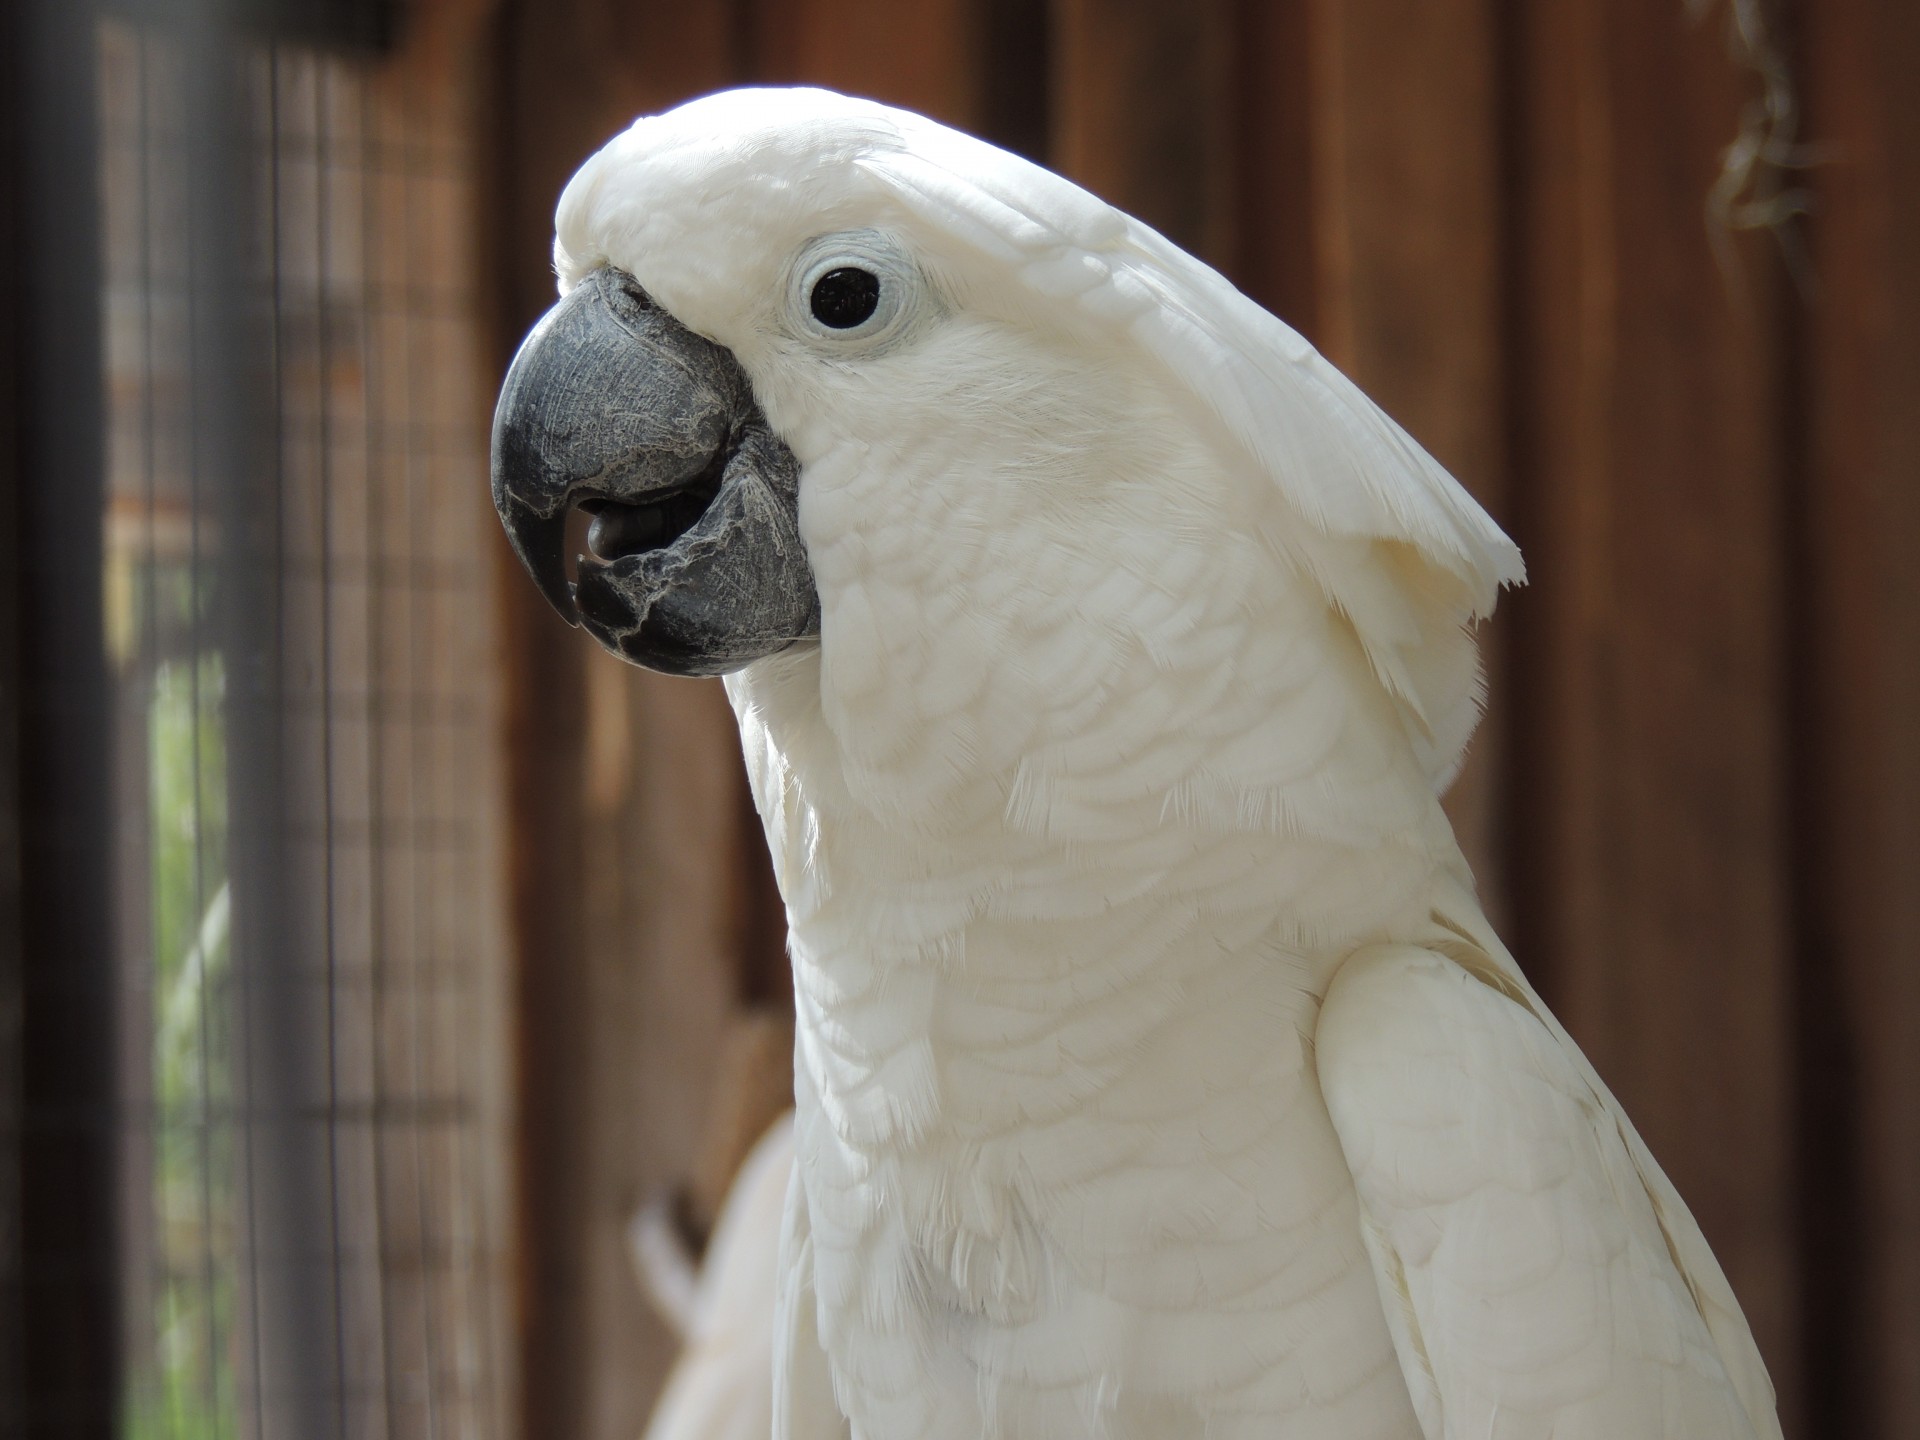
[582,455,728,563]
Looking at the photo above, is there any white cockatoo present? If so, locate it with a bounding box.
[492,88,1782,1440]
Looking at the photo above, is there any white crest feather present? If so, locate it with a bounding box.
[852,110,1524,789]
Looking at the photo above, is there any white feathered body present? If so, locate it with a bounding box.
[552,88,1784,1440]
[719,320,1459,1439]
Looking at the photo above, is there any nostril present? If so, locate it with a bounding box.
[601,267,657,315]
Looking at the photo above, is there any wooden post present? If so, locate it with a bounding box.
[1799,1,1920,1432]
[485,6,751,1436]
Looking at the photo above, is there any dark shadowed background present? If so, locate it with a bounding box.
[4,2,1916,1438]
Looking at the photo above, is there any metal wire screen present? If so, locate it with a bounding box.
[94,12,512,1438]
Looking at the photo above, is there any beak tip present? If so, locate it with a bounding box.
[543,568,583,627]
[496,498,582,628]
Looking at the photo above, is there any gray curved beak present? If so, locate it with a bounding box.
[490,267,819,677]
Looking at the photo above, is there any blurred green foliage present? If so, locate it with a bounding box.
[126,616,236,1440]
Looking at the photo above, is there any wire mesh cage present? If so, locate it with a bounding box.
[7,2,514,1435]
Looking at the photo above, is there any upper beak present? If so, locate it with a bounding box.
[490,267,819,677]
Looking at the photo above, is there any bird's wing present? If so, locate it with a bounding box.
[1424,884,1784,1440]
[1315,940,1779,1440]
[772,1136,850,1440]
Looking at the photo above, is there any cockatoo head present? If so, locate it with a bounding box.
[493,87,1521,810]
[491,86,1143,679]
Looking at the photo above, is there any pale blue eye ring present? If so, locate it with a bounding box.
[787,231,923,348]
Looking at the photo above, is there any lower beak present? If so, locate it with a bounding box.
[490,267,819,677]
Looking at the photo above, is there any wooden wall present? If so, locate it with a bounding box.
[479,3,1920,1437]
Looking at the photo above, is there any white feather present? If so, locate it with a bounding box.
[1318,929,1777,1440]
[645,1116,816,1440]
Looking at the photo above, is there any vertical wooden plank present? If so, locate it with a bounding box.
[1504,0,1801,1423]
[1228,0,1318,336]
[1050,0,1237,262]
[574,647,763,1440]
[749,0,988,129]
[1502,0,1613,1012]
[1800,2,1920,1433]
[484,6,752,1438]
[1299,0,1512,923]
[979,0,1052,162]
[746,0,1055,162]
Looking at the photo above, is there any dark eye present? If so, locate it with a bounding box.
[809,267,881,329]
